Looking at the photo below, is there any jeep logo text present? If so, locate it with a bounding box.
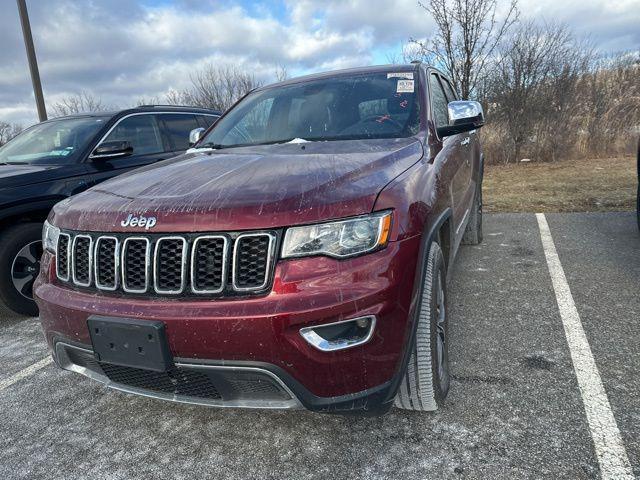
[120,214,157,230]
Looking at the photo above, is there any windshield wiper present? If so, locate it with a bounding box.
[0,161,27,165]
[196,142,230,150]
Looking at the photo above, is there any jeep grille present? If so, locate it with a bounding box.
[56,231,276,297]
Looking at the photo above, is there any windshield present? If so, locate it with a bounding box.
[200,71,420,149]
[0,116,108,165]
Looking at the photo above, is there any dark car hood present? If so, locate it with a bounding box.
[0,164,66,187]
[52,138,424,232]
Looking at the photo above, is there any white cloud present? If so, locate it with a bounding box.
[0,0,638,126]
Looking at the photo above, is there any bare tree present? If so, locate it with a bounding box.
[411,0,519,99]
[485,22,593,162]
[274,64,288,82]
[166,64,262,111]
[579,55,640,157]
[50,91,111,117]
[0,121,24,146]
[135,96,162,107]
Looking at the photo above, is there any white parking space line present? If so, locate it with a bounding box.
[0,357,52,392]
[536,213,634,480]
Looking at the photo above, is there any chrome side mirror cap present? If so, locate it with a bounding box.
[90,140,133,160]
[437,101,485,137]
[189,127,206,147]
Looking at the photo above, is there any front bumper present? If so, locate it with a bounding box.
[36,236,421,412]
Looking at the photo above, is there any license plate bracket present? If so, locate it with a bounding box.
[87,316,173,372]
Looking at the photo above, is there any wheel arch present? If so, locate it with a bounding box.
[0,199,63,234]
[382,206,453,405]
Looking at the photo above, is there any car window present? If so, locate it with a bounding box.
[196,115,218,129]
[441,77,458,102]
[429,74,449,129]
[221,98,275,146]
[159,114,200,151]
[201,71,420,148]
[0,117,107,165]
[103,115,163,155]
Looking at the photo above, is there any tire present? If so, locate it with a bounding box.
[395,241,450,411]
[462,181,483,245]
[0,223,43,317]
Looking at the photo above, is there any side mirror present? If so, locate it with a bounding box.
[91,141,133,160]
[437,101,485,138]
[189,128,206,147]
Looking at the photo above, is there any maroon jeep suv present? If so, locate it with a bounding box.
[35,64,485,414]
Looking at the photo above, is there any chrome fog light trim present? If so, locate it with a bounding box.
[300,315,376,352]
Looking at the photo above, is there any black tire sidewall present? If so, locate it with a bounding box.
[428,244,450,404]
[0,223,43,317]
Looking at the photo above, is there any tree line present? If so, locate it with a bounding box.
[2,0,638,162]
[407,0,640,163]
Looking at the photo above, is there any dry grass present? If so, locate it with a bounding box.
[483,156,638,213]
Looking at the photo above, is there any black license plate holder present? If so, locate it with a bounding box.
[87,316,172,372]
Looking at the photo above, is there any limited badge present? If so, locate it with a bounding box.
[397,80,415,93]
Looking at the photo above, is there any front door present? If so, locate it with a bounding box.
[86,113,168,186]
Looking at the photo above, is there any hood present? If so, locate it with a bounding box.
[0,164,66,188]
[52,137,423,232]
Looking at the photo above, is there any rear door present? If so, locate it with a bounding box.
[86,113,168,185]
[428,73,468,233]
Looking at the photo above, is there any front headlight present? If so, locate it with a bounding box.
[282,211,392,259]
[42,220,60,253]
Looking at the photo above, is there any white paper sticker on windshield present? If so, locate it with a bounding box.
[388,72,414,79]
[397,80,415,93]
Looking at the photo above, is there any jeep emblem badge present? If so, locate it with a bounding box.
[121,213,157,230]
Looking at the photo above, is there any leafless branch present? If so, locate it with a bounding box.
[0,121,24,146]
[166,64,263,111]
[50,91,111,117]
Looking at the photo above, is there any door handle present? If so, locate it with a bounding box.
[460,137,470,146]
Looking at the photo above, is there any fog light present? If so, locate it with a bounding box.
[300,316,376,352]
[356,317,369,328]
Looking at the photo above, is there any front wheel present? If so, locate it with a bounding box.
[0,223,43,317]
[395,241,450,411]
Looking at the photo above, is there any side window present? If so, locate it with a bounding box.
[103,115,163,155]
[197,115,219,129]
[429,74,449,129]
[159,114,200,151]
[441,77,458,102]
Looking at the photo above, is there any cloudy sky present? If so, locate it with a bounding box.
[1,0,638,126]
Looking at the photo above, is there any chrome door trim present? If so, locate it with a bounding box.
[89,112,219,159]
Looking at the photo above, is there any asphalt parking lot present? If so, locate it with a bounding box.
[0,212,638,480]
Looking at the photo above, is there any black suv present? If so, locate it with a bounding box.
[0,106,220,316]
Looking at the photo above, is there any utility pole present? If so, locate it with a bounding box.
[17,0,47,122]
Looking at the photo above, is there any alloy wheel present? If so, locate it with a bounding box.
[11,240,43,300]
[434,272,449,386]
